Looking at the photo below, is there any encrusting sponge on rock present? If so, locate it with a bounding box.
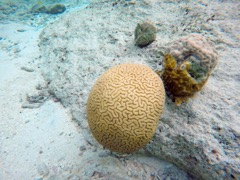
[160,34,218,105]
[87,63,165,153]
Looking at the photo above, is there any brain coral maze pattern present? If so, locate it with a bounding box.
[87,64,165,153]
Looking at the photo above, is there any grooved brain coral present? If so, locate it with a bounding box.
[87,64,165,153]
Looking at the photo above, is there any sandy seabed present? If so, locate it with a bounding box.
[0,0,239,179]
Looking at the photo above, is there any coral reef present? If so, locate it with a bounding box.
[134,22,157,47]
[161,34,218,105]
[87,64,165,153]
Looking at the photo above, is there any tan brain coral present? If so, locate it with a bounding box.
[87,64,165,153]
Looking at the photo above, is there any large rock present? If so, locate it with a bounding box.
[39,0,240,179]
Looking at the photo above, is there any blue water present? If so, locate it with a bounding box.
[0,0,91,26]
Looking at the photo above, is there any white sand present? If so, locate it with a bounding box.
[0,23,81,179]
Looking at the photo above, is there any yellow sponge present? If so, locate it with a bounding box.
[87,64,165,153]
[161,54,209,105]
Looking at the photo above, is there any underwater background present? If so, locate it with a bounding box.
[0,0,239,179]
